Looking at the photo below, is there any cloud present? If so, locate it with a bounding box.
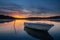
[22,9,31,13]
[0,0,23,11]
[0,0,60,16]
[21,7,58,14]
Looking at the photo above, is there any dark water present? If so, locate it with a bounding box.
[0,20,60,40]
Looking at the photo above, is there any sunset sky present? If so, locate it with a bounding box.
[0,0,60,18]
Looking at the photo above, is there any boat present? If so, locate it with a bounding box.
[24,22,54,31]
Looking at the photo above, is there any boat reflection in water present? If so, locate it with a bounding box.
[24,22,54,40]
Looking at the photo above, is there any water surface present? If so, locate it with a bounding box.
[0,20,60,40]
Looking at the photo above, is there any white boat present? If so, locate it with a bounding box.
[24,22,54,31]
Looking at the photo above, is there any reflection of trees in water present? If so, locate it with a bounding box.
[0,19,17,34]
[26,19,60,23]
[49,19,60,22]
[24,27,54,40]
[0,19,14,23]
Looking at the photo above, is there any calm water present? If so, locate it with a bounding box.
[0,20,60,40]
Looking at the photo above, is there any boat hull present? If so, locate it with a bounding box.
[24,22,54,31]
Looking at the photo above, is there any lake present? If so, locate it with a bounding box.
[0,19,60,40]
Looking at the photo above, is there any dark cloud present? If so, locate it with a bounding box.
[0,0,23,11]
[0,0,60,15]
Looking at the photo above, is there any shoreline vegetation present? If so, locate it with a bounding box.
[0,15,60,19]
[0,15,60,22]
